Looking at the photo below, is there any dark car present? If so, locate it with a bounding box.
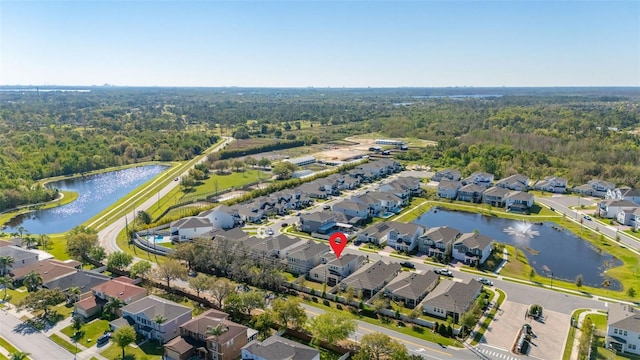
[97,332,111,346]
[400,261,415,269]
[281,222,288,228]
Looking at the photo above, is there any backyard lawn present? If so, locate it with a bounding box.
[100,340,163,360]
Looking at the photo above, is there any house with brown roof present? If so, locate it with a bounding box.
[384,271,440,308]
[164,309,257,360]
[75,277,148,319]
[242,334,320,360]
[11,258,81,283]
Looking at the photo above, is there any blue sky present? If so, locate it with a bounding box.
[1,1,638,87]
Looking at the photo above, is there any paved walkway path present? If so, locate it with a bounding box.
[569,309,601,360]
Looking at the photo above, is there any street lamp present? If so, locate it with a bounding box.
[550,271,554,289]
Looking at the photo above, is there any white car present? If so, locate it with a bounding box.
[266,229,274,235]
[435,268,453,277]
[478,277,494,286]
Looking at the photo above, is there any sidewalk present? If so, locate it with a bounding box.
[569,309,600,360]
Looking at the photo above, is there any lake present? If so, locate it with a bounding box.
[2,165,168,234]
[413,208,621,290]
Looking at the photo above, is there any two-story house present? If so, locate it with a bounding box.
[421,279,483,324]
[299,212,336,234]
[251,235,305,262]
[384,222,425,253]
[606,303,640,355]
[482,186,510,207]
[418,226,461,258]
[331,199,371,220]
[11,258,81,283]
[461,172,494,188]
[111,295,193,344]
[573,179,616,198]
[75,277,147,319]
[340,260,401,299]
[607,187,640,205]
[534,176,568,193]
[616,207,640,229]
[437,180,462,200]
[457,184,485,203]
[384,271,440,309]
[351,194,384,216]
[0,246,40,275]
[377,182,411,205]
[308,253,367,286]
[505,191,534,212]
[432,169,461,182]
[598,199,638,218]
[200,205,240,229]
[452,233,494,266]
[164,309,255,360]
[170,217,214,242]
[495,174,529,191]
[286,241,330,275]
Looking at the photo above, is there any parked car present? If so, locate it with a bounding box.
[266,229,274,235]
[477,277,493,286]
[281,222,288,228]
[97,332,111,346]
[323,205,331,210]
[434,268,453,277]
[400,261,415,269]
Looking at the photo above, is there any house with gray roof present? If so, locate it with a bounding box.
[437,180,462,200]
[332,199,371,220]
[606,303,640,355]
[384,222,425,252]
[607,187,640,205]
[0,246,39,275]
[598,199,639,218]
[242,334,320,360]
[391,176,423,195]
[340,260,401,299]
[432,168,461,182]
[505,191,534,212]
[495,174,529,191]
[367,191,403,213]
[421,279,483,324]
[251,235,305,262]
[482,186,510,207]
[199,205,240,228]
[419,226,461,258]
[43,270,110,298]
[533,176,568,193]
[461,172,494,188]
[285,241,330,275]
[452,233,494,265]
[377,182,411,204]
[384,271,440,309]
[111,295,192,344]
[351,193,384,216]
[309,253,367,286]
[457,184,485,203]
[232,204,266,224]
[616,207,640,229]
[573,179,615,198]
[298,182,329,199]
[171,217,214,242]
[299,212,336,234]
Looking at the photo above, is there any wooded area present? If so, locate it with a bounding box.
[0,86,638,211]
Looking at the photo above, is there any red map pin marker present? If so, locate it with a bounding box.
[329,232,348,259]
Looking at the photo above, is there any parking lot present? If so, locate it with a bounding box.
[481,300,570,360]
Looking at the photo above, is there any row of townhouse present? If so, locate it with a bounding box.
[355,221,494,265]
[596,199,640,229]
[437,181,534,212]
[170,159,403,242]
[574,179,640,203]
[433,169,569,194]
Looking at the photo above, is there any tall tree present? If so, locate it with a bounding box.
[155,259,187,288]
[66,230,98,261]
[0,275,13,300]
[112,326,136,360]
[188,273,213,297]
[103,297,126,318]
[269,297,307,330]
[106,251,134,271]
[306,312,356,345]
[130,260,152,281]
[89,246,107,263]
[18,288,65,317]
[0,256,14,276]
[355,332,408,360]
[67,286,81,304]
[210,278,235,308]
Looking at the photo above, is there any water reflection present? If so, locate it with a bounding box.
[3,165,168,234]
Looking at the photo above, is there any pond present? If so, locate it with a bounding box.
[413,208,622,290]
[2,165,168,235]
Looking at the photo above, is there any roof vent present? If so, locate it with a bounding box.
[119,292,124,295]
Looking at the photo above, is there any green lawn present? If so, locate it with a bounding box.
[593,337,640,360]
[179,169,264,202]
[562,308,590,360]
[4,287,30,306]
[61,319,111,348]
[100,341,163,360]
[49,333,80,354]
[585,313,607,331]
[0,337,19,354]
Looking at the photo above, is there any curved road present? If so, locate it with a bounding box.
[98,137,233,254]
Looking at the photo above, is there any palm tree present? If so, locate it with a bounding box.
[23,236,37,249]
[153,315,167,345]
[67,286,81,304]
[10,352,30,360]
[38,234,51,250]
[23,271,43,292]
[103,297,125,319]
[0,256,14,276]
[205,324,227,358]
[0,275,13,300]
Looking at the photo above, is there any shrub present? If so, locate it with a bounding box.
[322,299,330,306]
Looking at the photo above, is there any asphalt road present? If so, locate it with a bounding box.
[97,137,233,253]
[0,311,72,360]
[536,195,640,252]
